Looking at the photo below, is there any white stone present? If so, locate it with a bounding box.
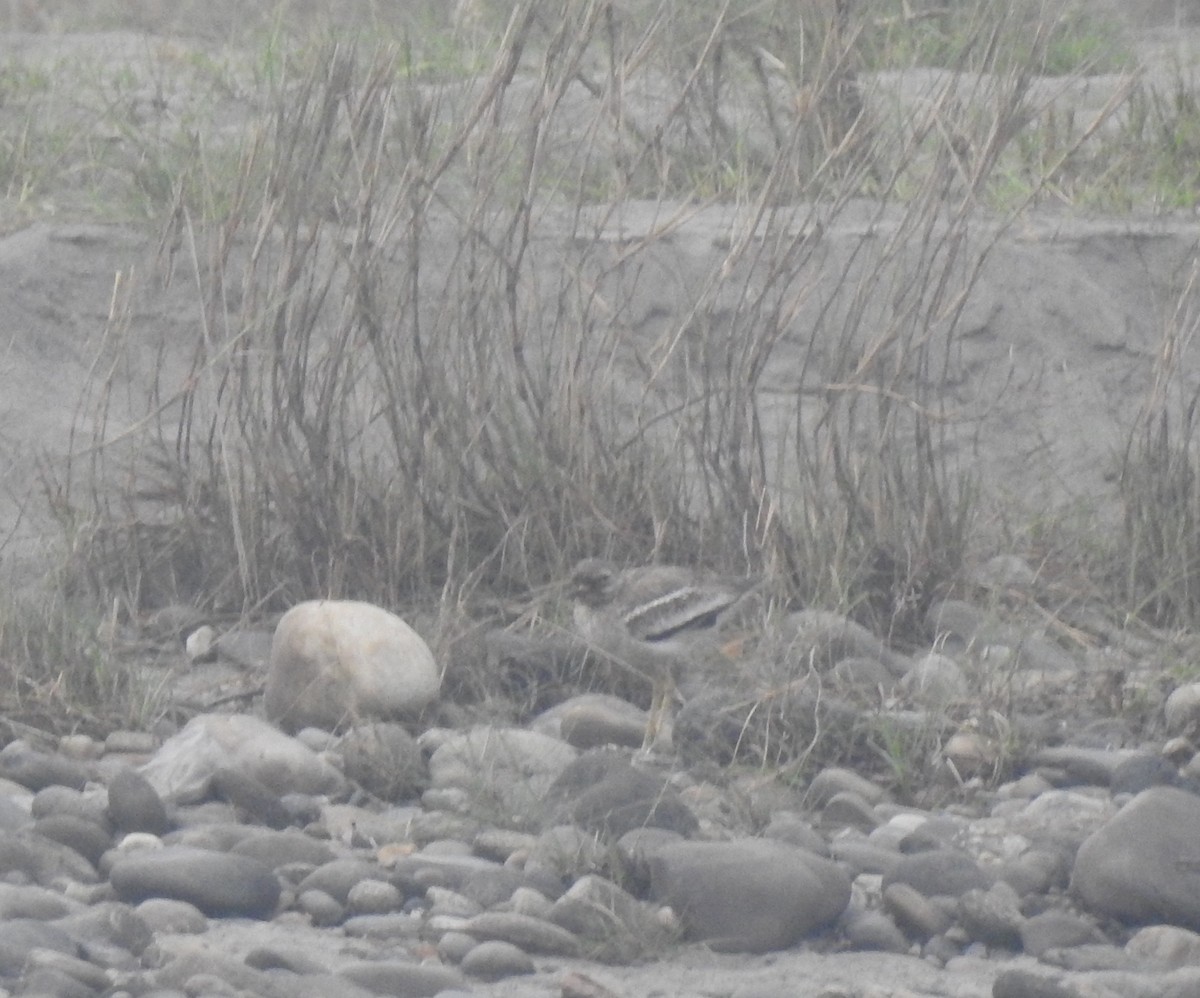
[265,600,440,732]
[140,713,345,803]
[1165,682,1200,734]
[185,625,217,663]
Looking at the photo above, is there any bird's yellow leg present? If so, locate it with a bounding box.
[643,678,675,752]
[643,681,662,750]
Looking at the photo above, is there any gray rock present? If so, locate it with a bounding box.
[925,599,1076,674]
[0,830,99,885]
[265,599,440,732]
[151,949,307,998]
[648,839,851,953]
[831,839,903,878]
[1109,752,1185,795]
[214,627,273,669]
[295,859,392,904]
[426,886,484,918]
[345,878,402,915]
[510,885,554,918]
[0,919,76,976]
[1018,910,1106,958]
[32,813,112,866]
[0,741,89,791]
[957,882,1024,948]
[534,693,647,750]
[460,939,536,980]
[1007,788,1117,851]
[616,826,687,889]
[1072,786,1200,930]
[1165,682,1200,735]
[0,792,32,833]
[24,947,111,992]
[390,852,532,908]
[0,883,78,920]
[1032,748,1152,786]
[55,901,153,958]
[781,609,910,677]
[209,767,291,829]
[900,652,968,704]
[994,848,1070,897]
[20,966,95,998]
[829,655,896,689]
[134,897,208,934]
[991,968,1075,998]
[547,750,698,837]
[297,889,344,926]
[819,791,881,833]
[437,930,478,964]
[807,767,888,808]
[106,766,171,835]
[338,722,426,802]
[231,828,335,869]
[339,960,467,996]
[1126,924,1200,967]
[761,812,828,852]
[881,848,992,899]
[462,911,582,955]
[883,881,952,939]
[550,874,669,960]
[526,824,608,880]
[30,785,108,825]
[427,726,577,826]
[109,845,281,918]
[839,908,908,952]
[140,714,345,804]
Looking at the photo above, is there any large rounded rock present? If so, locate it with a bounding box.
[139,714,345,804]
[1071,786,1200,930]
[109,845,281,918]
[265,600,440,732]
[648,839,851,952]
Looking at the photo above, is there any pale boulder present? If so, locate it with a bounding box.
[265,600,440,733]
[140,714,345,803]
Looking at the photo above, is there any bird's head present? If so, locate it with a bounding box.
[568,558,617,607]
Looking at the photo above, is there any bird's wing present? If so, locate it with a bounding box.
[620,571,748,643]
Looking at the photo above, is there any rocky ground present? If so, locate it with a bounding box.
[5,583,1200,998]
[7,2,1200,998]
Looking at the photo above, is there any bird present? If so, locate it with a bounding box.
[568,557,759,751]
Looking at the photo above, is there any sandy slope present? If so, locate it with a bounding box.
[1,5,1199,572]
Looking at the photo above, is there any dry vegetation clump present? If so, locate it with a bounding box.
[4,0,1200,763]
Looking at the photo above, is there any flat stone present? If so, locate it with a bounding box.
[109,846,281,918]
[881,848,992,899]
[338,960,467,996]
[463,911,582,955]
[648,839,851,953]
[460,939,536,980]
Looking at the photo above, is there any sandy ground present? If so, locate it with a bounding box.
[0,8,1196,570]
